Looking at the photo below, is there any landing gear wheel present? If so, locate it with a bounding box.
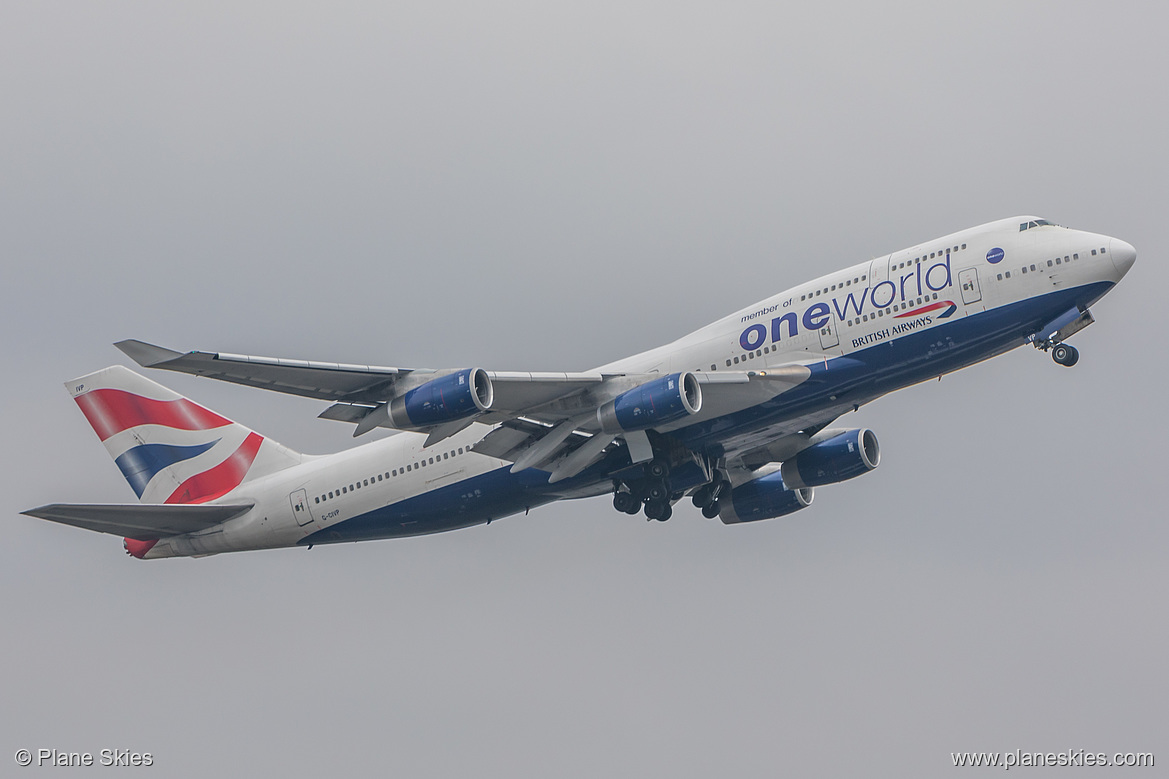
[646,460,670,479]
[701,501,721,519]
[645,480,669,502]
[613,491,638,514]
[1052,343,1079,367]
[691,483,714,508]
[644,499,669,521]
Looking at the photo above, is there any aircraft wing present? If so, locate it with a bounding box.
[117,340,814,481]
[21,503,253,540]
[116,339,413,404]
[116,339,607,414]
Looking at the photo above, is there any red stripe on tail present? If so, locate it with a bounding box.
[165,433,264,505]
[75,389,231,441]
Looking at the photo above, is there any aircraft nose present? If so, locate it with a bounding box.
[1109,238,1137,277]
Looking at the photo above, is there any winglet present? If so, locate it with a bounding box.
[115,339,184,368]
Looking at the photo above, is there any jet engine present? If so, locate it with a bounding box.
[597,372,702,433]
[780,428,879,489]
[388,368,493,429]
[718,470,813,524]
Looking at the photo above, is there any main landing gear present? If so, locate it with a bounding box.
[689,475,727,519]
[612,459,676,522]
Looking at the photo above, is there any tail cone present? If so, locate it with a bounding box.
[124,538,158,559]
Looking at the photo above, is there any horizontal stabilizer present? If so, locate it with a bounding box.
[21,503,253,540]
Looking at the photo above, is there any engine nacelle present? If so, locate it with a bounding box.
[719,470,813,524]
[780,428,879,489]
[597,372,702,433]
[388,368,493,429]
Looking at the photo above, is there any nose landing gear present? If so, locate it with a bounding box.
[1035,335,1080,368]
[1051,343,1079,367]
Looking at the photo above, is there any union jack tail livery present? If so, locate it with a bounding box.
[68,366,302,505]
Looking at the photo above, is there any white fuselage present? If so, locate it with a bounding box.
[143,217,1134,558]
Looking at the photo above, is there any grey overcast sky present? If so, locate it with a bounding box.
[2,2,1165,776]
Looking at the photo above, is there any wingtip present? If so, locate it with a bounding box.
[114,339,183,367]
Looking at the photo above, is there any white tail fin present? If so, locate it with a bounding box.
[68,366,302,504]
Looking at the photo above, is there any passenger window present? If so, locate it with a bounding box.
[1047,260,1053,267]
[1073,253,1078,259]
[1022,266,1028,274]
[961,244,966,249]
[1091,249,1097,255]
[997,274,1002,280]
[1030,264,1036,271]
[459,447,465,455]
[733,356,739,364]
[314,496,319,504]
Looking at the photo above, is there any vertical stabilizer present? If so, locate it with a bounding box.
[67,366,302,504]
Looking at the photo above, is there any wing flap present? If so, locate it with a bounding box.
[21,503,253,540]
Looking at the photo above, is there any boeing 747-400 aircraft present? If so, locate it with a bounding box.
[24,216,1135,559]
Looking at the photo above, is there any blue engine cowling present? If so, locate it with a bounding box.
[718,470,813,524]
[780,428,879,489]
[388,368,493,429]
[596,372,702,433]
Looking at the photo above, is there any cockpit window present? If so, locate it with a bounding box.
[1019,218,1056,231]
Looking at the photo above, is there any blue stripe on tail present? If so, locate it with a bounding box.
[115,440,220,498]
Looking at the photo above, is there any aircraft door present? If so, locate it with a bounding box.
[289,488,315,527]
[958,268,982,304]
[818,309,840,349]
[869,254,890,286]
